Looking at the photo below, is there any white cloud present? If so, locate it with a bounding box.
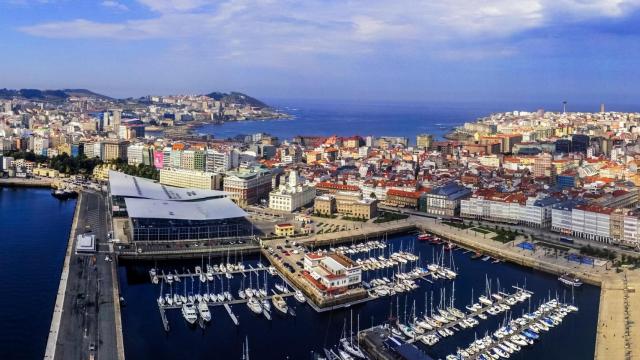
[18,0,640,62]
[101,1,128,11]
[136,0,209,13]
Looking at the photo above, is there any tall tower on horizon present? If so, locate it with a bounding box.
[600,103,605,113]
[562,100,567,114]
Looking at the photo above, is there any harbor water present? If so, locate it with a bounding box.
[0,188,76,360]
[118,234,600,360]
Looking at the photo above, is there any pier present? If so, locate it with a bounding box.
[151,265,270,283]
[224,304,239,325]
[405,287,534,345]
[156,292,295,329]
[461,300,577,360]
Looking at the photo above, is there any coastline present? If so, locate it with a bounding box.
[149,115,294,137]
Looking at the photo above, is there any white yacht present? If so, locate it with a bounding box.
[197,302,211,322]
[272,294,288,314]
[247,298,263,314]
[181,303,198,324]
[294,290,306,303]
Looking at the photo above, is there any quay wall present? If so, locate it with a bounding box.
[43,192,81,359]
[309,222,415,247]
[117,244,260,261]
[0,177,54,188]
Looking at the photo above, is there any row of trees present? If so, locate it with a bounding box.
[7,150,158,180]
[108,158,159,180]
[8,151,102,175]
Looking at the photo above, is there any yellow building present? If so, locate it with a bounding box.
[93,164,117,181]
[274,223,295,237]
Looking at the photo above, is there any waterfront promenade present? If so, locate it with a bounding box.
[595,271,640,360]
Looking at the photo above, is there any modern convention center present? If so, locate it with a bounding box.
[108,170,252,242]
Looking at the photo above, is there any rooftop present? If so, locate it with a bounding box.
[109,170,226,201]
[124,197,247,220]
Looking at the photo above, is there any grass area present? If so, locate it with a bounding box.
[580,245,616,261]
[491,228,519,243]
[373,212,409,223]
[313,212,337,219]
[536,241,571,252]
[471,227,491,234]
[442,221,473,229]
[341,216,368,222]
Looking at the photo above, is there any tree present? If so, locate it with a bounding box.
[370,192,377,199]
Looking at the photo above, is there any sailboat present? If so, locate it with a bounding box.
[242,336,250,360]
[247,298,263,314]
[272,294,288,314]
[181,303,198,324]
[197,301,211,322]
[157,280,165,306]
[340,312,366,359]
[294,290,306,303]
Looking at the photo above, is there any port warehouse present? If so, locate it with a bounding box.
[108,170,253,241]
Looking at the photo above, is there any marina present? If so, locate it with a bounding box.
[117,233,601,359]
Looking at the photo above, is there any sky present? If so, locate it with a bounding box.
[2,0,640,104]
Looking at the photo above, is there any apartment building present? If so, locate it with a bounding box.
[102,139,129,161]
[159,168,222,190]
[223,166,272,207]
[205,148,238,173]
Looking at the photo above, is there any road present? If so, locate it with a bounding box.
[52,190,121,360]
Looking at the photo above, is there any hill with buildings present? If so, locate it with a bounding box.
[0,88,111,101]
[205,91,268,108]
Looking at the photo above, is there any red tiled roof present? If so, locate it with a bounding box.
[575,204,615,214]
[316,182,360,192]
[386,189,424,199]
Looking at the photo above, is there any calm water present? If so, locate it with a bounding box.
[119,234,600,360]
[191,99,632,142]
[0,188,76,360]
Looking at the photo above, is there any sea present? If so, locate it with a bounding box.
[189,98,627,142]
[0,188,76,360]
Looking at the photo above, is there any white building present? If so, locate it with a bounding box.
[268,171,315,212]
[622,212,640,249]
[570,204,613,243]
[127,143,150,166]
[303,252,362,293]
[205,148,238,173]
[32,137,49,156]
[159,168,221,190]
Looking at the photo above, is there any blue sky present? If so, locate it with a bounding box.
[2,0,640,105]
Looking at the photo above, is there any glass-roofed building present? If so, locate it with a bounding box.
[108,170,252,241]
